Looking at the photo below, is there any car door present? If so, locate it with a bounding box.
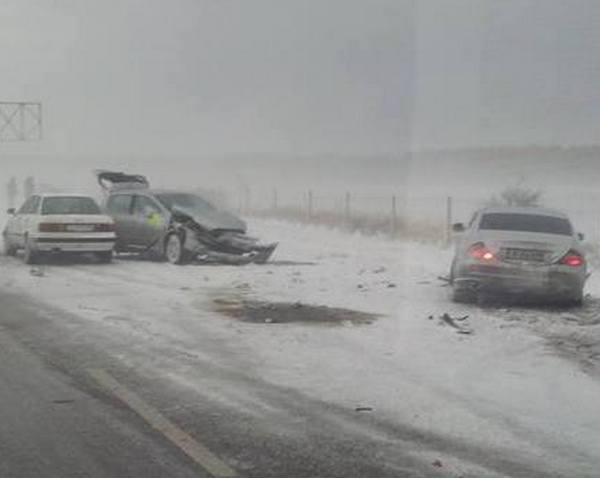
[105,194,135,249]
[130,194,168,248]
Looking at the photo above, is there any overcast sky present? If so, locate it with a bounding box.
[1,0,599,156]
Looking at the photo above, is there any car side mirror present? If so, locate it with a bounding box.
[6,208,15,215]
[452,223,465,233]
[578,232,585,241]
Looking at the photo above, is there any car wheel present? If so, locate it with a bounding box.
[96,250,113,264]
[570,298,584,308]
[566,289,584,308]
[164,233,189,264]
[449,258,457,284]
[452,284,477,304]
[23,238,39,265]
[3,236,17,256]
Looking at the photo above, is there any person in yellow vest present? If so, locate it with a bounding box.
[147,211,164,228]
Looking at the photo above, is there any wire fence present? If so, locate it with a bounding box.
[219,188,452,244]
[217,187,600,247]
[7,178,600,247]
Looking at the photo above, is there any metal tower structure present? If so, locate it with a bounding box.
[0,101,42,142]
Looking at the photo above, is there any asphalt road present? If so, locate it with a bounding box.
[0,290,420,478]
[1,286,579,478]
[0,319,205,478]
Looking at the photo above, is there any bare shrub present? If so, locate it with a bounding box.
[487,183,543,207]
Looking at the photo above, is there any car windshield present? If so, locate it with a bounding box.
[41,196,101,215]
[479,213,573,236]
[156,193,216,213]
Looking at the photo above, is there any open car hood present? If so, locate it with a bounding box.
[172,205,247,233]
[96,170,149,191]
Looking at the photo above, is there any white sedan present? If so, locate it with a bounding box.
[2,194,116,264]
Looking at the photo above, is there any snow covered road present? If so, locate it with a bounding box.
[1,219,599,477]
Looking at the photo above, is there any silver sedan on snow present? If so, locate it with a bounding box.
[450,207,587,305]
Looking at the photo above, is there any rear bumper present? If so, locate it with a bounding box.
[454,264,585,298]
[29,236,115,253]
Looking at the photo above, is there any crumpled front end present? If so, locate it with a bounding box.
[172,212,277,264]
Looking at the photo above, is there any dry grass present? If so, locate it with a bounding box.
[250,207,447,244]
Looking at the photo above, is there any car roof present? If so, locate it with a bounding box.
[37,193,98,199]
[479,206,569,219]
[108,188,187,196]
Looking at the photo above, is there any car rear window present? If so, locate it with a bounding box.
[479,213,573,236]
[41,197,101,215]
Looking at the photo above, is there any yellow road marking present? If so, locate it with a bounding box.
[88,368,237,478]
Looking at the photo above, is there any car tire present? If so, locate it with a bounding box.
[3,237,17,256]
[566,289,584,308]
[164,233,189,265]
[96,250,113,264]
[449,258,457,284]
[452,284,477,304]
[570,298,584,308]
[23,238,39,265]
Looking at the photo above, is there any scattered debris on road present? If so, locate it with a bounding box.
[29,267,45,277]
[437,313,473,335]
[437,276,451,286]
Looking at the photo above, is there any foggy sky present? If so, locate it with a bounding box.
[1,0,599,156]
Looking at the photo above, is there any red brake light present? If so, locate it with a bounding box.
[560,252,584,267]
[468,243,496,262]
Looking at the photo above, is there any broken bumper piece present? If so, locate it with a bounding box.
[192,243,277,265]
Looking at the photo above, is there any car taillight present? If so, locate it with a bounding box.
[38,223,66,232]
[560,251,584,267]
[468,242,496,262]
[95,223,115,232]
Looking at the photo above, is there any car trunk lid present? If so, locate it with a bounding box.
[476,230,574,264]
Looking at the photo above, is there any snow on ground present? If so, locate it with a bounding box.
[2,218,600,476]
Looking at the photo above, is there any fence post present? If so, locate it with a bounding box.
[237,190,243,214]
[306,190,313,221]
[390,195,397,237]
[244,186,251,215]
[344,192,351,229]
[445,196,453,246]
[272,188,278,212]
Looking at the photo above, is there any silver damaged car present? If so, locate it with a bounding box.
[450,207,587,305]
[96,171,277,265]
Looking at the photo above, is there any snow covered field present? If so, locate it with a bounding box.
[2,218,600,476]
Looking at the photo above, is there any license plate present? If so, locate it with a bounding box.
[66,224,95,232]
[501,248,547,263]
